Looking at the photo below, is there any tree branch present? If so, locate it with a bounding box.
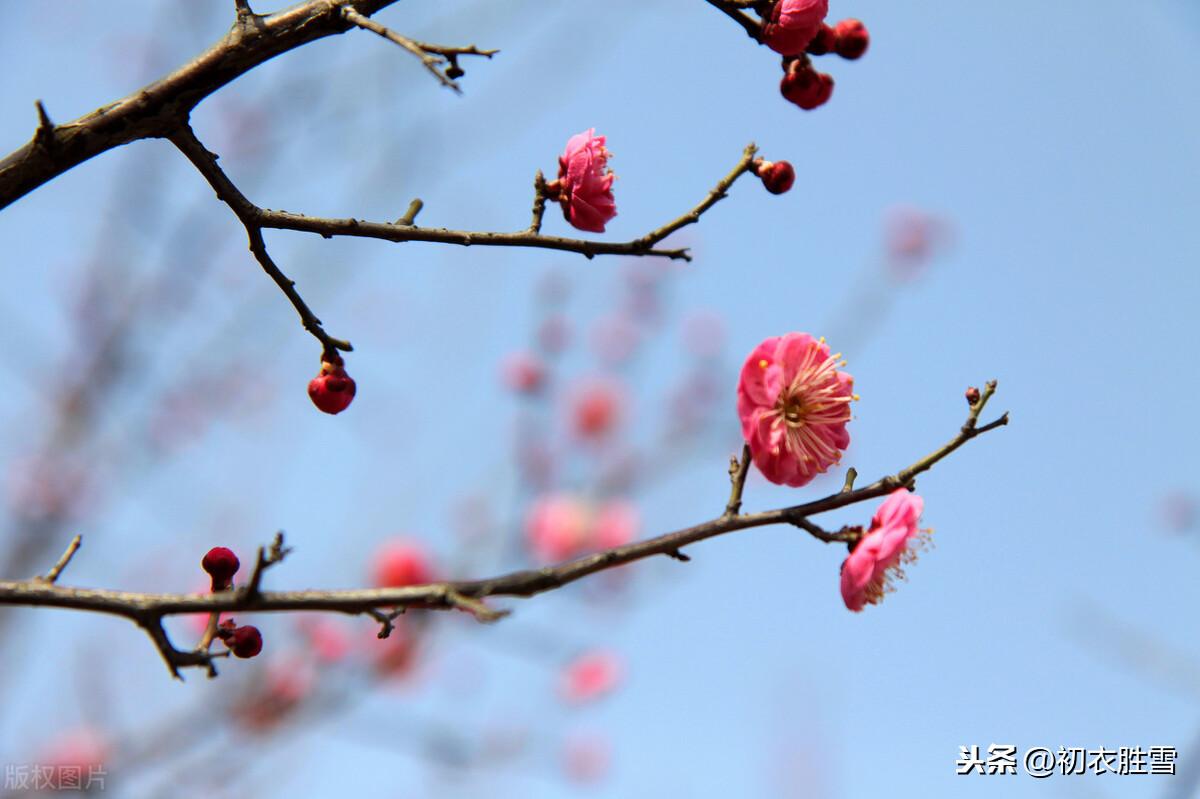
[0,0,418,211]
[250,142,760,263]
[340,6,497,92]
[0,381,1008,677]
[169,124,353,352]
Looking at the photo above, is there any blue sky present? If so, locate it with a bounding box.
[1,1,1198,797]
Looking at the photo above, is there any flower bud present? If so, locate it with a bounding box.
[227,625,263,658]
[834,18,870,60]
[308,360,356,415]
[805,24,837,55]
[755,160,795,195]
[201,546,240,591]
[780,65,834,110]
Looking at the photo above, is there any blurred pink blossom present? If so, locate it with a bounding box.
[371,539,434,588]
[501,351,547,394]
[563,733,612,784]
[559,650,624,704]
[570,379,625,440]
[590,313,640,365]
[526,494,591,562]
[298,616,354,664]
[884,205,952,281]
[593,500,639,549]
[1161,490,1197,533]
[538,314,572,355]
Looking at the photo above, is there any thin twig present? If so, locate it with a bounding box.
[396,198,423,226]
[341,7,496,92]
[252,144,761,263]
[724,444,752,517]
[168,124,353,353]
[0,0,407,210]
[242,531,292,600]
[36,535,82,584]
[529,170,548,234]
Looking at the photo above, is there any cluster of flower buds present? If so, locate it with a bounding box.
[201,546,263,658]
[761,0,870,111]
[307,350,356,415]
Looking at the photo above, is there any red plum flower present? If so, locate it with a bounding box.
[570,379,624,439]
[525,495,639,562]
[548,129,617,233]
[737,333,855,486]
[593,500,639,549]
[763,0,830,55]
[840,489,930,612]
[559,650,624,704]
[526,494,591,562]
[372,539,434,588]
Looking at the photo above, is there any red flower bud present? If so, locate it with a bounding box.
[201,547,240,591]
[227,625,263,659]
[780,66,834,110]
[756,160,795,195]
[805,24,837,55]
[833,19,870,60]
[308,360,356,415]
[965,386,981,406]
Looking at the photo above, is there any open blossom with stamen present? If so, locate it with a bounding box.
[736,332,855,486]
[840,489,931,612]
[549,129,617,233]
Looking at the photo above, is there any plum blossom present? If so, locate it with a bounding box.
[570,379,624,440]
[372,539,434,587]
[525,494,640,562]
[559,650,624,704]
[526,494,591,562]
[763,0,830,56]
[736,333,855,486]
[840,489,931,612]
[501,351,546,394]
[549,129,617,233]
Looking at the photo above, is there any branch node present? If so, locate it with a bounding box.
[33,100,57,150]
[242,531,292,601]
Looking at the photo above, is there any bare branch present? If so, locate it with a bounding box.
[340,7,496,92]
[168,124,353,353]
[252,143,760,263]
[0,382,1007,677]
[0,0,408,210]
[704,0,764,41]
